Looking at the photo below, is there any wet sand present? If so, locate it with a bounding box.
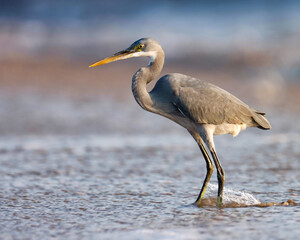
[1,57,300,112]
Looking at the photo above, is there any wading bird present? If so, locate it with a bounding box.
[90,38,271,207]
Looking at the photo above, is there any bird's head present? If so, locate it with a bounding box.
[89,38,163,68]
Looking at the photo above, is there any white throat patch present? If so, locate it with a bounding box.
[132,51,157,65]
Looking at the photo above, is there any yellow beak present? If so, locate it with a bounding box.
[89,50,133,68]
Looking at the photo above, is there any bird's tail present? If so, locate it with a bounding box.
[251,110,271,130]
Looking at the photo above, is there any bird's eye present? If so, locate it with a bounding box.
[138,44,144,49]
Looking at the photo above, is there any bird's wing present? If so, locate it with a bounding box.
[171,77,254,125]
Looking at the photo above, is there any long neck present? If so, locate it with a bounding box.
[131,51,164,111]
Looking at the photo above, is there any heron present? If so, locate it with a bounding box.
[89,38,271,207]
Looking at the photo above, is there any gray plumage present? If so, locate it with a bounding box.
[151,73,270,129]
[90,37,271,207]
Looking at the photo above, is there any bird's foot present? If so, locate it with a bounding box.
[193,200,202,207]
[216,196,223,208]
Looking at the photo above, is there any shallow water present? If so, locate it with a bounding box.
[0,94,300,239]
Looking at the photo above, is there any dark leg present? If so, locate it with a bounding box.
[189,131,214,206]
[210,148,225,207]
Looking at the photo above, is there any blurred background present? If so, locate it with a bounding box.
[1,2,300,239]
[0,0,299,135]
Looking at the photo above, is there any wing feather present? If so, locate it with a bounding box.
[169,74,254,125]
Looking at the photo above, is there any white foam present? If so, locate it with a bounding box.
[206,184,261,205]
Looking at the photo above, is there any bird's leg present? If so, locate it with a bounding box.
[189,131,214,206]
[195,140,214,206]
[210,148,225,207]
